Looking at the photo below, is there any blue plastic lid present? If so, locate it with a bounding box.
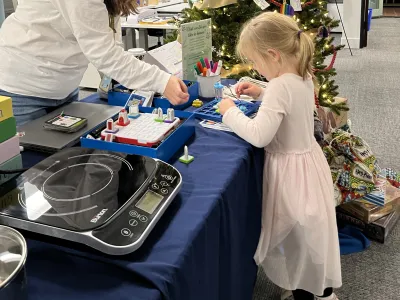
[214,82,224,89]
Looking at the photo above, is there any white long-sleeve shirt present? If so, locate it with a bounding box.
[0,0,171,99]
[223,74,315,150]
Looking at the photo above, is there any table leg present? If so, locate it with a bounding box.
[131,29,137,48]
[138,29,149,51]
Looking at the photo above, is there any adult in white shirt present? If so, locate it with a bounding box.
[0,0,189,125]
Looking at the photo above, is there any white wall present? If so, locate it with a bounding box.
[341,1,362,49]
[327,3,344,33]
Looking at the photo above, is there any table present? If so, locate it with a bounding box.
[122,22,178,50]
[21,95,264,300]
[122,2,187,50]
[156,3,190,15]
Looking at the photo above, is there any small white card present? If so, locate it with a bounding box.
[290,0,302,11]
[253,0,270,10]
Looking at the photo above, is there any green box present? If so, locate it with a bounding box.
[0,117,17,144]
[0,154,23,185]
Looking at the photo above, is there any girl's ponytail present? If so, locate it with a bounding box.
[236,12,316,81]
[298,31,315,79]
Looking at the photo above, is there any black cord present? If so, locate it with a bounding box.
[0,168,28,174]
[335,0,353,56]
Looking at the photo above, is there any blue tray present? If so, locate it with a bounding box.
[80,107,195,162]
[152,80,199,111]
[194,100,259,122]
[108,81,198,111]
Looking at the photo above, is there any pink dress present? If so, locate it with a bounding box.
[223,74,342,295]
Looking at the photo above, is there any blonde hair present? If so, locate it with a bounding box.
[236,12,314,80]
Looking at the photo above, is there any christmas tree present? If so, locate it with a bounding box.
[169,0,348,113]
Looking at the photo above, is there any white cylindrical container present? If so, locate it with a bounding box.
[196,75,221,98]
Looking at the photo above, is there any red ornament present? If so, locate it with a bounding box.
[314,92,320,108]
[302,1,315,8]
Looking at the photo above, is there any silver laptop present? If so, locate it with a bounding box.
[19,102,121,153]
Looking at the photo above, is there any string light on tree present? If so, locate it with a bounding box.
[169,0,347,113]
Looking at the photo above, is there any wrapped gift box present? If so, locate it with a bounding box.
[336,207,400,243]
[340,192,399,224]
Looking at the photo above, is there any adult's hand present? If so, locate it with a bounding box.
[163,76,189,105]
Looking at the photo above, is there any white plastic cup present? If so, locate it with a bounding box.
[128,48,146,60]
[196,75,221,98]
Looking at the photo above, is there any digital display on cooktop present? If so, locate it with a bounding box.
[135,190,164,214]
[0,148,157,232]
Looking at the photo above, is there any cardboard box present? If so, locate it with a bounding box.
[0,136,20,165]
[0,116,17,144]
[337,207,400,243]
[0,96,13,123]
[340,195,399,223]
[0,154,23,185]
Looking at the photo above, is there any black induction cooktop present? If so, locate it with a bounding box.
[0,148,182,255]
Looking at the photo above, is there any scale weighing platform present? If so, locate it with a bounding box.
[0,148,182,255]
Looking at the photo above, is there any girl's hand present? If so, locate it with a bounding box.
[219,98,236,115]
[235,82,262,99]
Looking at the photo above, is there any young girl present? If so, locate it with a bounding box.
[219,12,342,300]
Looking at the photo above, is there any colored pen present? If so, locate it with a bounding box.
[211,61,218,74]
[215,60,222,76]
[210,61,214,71]
[196,61,204,73]
[202,68,207,77]
[194,65,201,75]
[200,58,206,67]
[204,57,211,69]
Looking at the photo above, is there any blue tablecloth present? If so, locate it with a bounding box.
[21,95,264,300]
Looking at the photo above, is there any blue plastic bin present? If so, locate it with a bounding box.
[108,81,199,110]
[368,8,373,31]
[80,107,195,162]
[152,80,199,110]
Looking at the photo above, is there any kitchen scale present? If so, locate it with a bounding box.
[0,148,182,255]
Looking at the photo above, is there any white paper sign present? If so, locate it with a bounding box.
[181,19,212,81]
[290,0,302,11]
[145,41,183,78]
[253,0,270,10]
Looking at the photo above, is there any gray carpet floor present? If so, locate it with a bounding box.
[252,18,400,300]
